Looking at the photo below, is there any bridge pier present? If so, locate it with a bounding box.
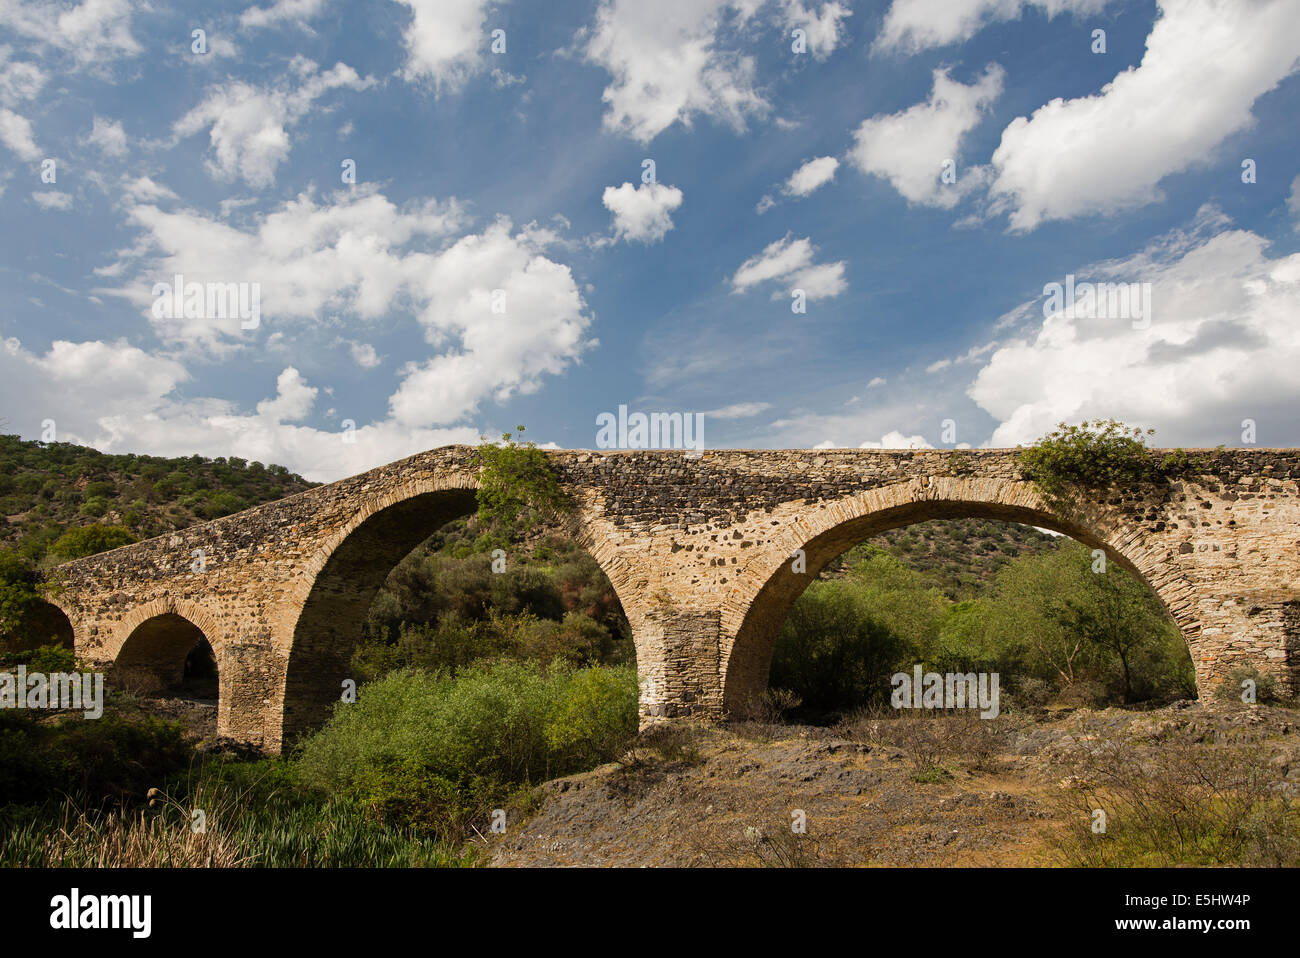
[636,610,725,725]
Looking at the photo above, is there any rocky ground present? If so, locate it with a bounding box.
[490,702,1300,867]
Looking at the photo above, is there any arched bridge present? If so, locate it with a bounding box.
[45,446,1300,753]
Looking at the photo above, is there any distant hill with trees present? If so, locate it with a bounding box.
[0,435,316,564]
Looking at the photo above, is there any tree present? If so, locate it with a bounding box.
[0,550,39,637]
[49,524,136,561]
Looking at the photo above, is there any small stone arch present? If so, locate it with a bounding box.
[720,476,1196,715]
[111,598,223,699]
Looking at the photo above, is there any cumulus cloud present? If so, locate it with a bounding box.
[601,181,684,243]
[83,115,126,157]
[32,189,71,209]
[349,342,381,368]
[784,155,838,197]
[0,46,45,104]
[0,0,141,65]
[781,0,852,58]
[394,0,505,92]
[849,64,1003,208]
[173,58,374,187]
[875,0,1108,54]
[103,184,595,431]
[731,233,847,300]
[860,431,933,448]
[0,336,481,482]
[968,209,1300,447]
[239,0,329,29]
[0,106,39,160]
[583,0,768,142]
[989,0,1300,230]
[703,401,772,418]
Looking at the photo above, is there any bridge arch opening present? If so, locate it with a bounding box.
[724,499,1196,722]
[114,612,218,698]
[3,600,75,653]
[283,488,634,744]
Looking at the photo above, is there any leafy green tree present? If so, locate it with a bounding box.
[49,524,136,561]
[0,550,39,637]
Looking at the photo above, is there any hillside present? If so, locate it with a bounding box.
[842,518,1062,599]
[0,436,317,563]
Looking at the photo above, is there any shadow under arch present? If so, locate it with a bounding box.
[113,611,216,696]
[282,485,636,744]
[13,600,75,651]
[722,493,1188,716]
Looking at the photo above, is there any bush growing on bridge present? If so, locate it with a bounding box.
[474,426,571,547]
[1016,420,1203,505]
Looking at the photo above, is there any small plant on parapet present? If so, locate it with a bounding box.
[1016,420,1204,508]
[474,426,571,548]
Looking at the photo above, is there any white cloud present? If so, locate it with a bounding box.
[0,336,483,482]
[848,64,1003,208]
[875,0,1108,54]
[781,0,852,58]
[105,184,594,430]
[121,175,178,203]
[255,366,317,421]
[395,0,503,92]
[860,430,933,448]
[350,341,381,368]
[703,401,772,418]
[968,210,1300,447]
[0,107,39,160]
[173,58,373,188]
[240,0,329,29]
[731,232,847,300]
[601,181,684,243]
[32,189,71,209]
[867,376,886,387]
[784,155,838,197]
[83,115,126,157]
[0,0,141,65]
[989,0,1300,230]
[583,0,769,143]
[0,46,45,104]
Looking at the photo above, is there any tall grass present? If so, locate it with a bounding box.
[0,765,472,868]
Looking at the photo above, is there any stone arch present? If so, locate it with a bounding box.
[112,599,223,700]
[279,478,641,745]
[721,476,1195,715]
[9,599,75,652]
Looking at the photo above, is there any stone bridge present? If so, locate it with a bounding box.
[43,446,1300,753]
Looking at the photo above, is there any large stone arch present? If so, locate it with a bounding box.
[720,476,1195,715]
[277,477,643,746]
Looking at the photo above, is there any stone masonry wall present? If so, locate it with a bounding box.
[44,446,1300,751]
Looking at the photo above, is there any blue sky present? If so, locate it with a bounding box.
[1,0,1298,481]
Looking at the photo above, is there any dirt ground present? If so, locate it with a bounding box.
[490,702,1300,867]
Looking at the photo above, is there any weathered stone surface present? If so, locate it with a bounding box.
[45,446,1300,753]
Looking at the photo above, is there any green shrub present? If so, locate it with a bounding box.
[1016,420,1202,504]
[49,524,136,561]
[296,660,638,793]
